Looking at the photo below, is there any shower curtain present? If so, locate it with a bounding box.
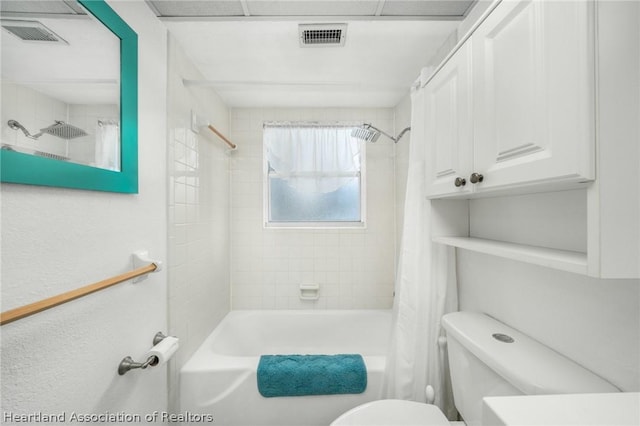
[382,82,458,419]
[95,120,120,171]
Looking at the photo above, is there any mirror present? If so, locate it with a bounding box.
[0,0,138,193]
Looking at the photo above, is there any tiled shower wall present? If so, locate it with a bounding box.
[230,108,396,309]
[166,36,231,409]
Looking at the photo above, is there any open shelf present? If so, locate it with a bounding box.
[433,237,588,275]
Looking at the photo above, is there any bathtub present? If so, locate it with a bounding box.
[180,310,392,426]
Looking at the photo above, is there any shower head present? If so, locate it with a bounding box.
[8,119,88,140]
[351,123,411,144]
[351,125,381,143]
[41,121,88,139]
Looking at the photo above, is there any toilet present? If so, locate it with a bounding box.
[331,311,619,426]
[330,399,449,425]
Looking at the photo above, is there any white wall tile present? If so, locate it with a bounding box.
[166,35,231,411]
[230,107,397,310]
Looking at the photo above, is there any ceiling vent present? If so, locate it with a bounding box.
[299,24,347,47]
[1,20,68,44]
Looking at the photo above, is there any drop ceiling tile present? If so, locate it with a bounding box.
[246,1,379,16]
[0,1,80,15]
[380,0,473,17]
[149,1,245,17]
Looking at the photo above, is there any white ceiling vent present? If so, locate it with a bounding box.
[1,20,68,44]
[299,24,347,47]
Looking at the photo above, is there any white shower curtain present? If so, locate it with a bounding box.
[382,83,458,419]
[95,120,120,171]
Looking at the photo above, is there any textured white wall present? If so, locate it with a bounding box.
[1,0,169,420]
[229,108,396,309]
[166,35,231,411]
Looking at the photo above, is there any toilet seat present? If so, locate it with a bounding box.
[330,399,450,426]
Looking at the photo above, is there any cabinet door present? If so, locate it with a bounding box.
[472,0,595,191]
[425,40,473,198]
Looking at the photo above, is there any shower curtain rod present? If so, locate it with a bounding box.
[263,121,363,129]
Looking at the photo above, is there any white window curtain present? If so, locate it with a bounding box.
[263,123,362,194]
[382,84,458,419]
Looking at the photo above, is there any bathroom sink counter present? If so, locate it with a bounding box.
[482,392,640,425]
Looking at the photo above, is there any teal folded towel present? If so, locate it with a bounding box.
[257,354,367,397]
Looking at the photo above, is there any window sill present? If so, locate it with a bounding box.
[264,221,366,230]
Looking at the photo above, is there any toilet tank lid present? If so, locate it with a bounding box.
[441,312,619,395]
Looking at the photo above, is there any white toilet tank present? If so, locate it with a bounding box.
[441,312,619,426]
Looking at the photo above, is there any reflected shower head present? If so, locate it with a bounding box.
[8,119,88,140]
[41,120,88,139]
[351,123,411,144]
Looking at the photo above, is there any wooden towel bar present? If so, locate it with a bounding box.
[208,124,237,150]
[0,262,158,326]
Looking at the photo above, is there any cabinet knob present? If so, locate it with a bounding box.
[454,177,466,187]
[470,173,484,184]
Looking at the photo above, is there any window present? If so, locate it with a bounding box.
[263,123,366,227]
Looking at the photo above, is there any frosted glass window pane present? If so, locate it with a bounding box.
[269,177,360,222]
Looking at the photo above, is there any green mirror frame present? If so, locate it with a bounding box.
[0,0,138,193]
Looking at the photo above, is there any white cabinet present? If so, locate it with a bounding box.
[425,0,595,198]
[473,0,595,191]
[424,41,473,198]
[425,0,639,279]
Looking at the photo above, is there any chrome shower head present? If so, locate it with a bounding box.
[8,119,88,140]
[40,120,88,139]
[351,125,381,143]
[351,123,411,144]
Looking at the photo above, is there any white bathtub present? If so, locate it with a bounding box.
[180,310,392,426]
